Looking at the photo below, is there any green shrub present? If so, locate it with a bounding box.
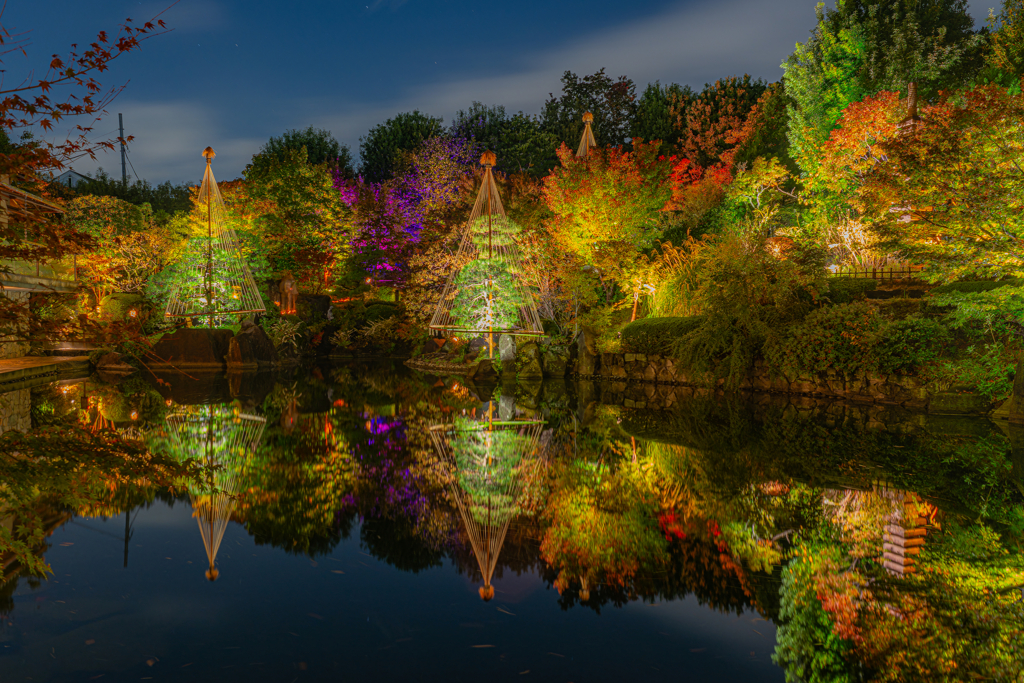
[929,285,1024,339]
[825,277,876,304]
[99,293,147,320]
[365,302,399,322]
[580,305,633,353]
[931,278,1021,295]
[670,233,824,388]
[924,343,1016,402]
[765,302,884,377]
[877,317,952,374]
[621,316,704,354]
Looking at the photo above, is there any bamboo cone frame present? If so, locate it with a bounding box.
[576,111,596,158]
[164,149,265,326]
[429,154,544,339]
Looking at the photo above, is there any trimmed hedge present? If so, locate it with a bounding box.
[365,302,399,322]
[825,277,877,304]
[930,278,1021,295]
[621,316,704,354]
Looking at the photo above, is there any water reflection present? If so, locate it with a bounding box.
[164,404,267,581]
[0,364,1020,682]
[430,410,545,601]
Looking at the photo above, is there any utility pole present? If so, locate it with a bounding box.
[119,113,127,187]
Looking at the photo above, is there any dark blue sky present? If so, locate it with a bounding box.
[5,0,993,183]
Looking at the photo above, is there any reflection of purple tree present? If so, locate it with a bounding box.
[334,137,476,287]
[342,415,456,545]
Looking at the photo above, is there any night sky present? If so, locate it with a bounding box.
[5,0,994,184]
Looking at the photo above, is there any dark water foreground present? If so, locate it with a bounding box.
[1,362,1021,683]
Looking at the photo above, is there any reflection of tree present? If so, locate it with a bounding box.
[431,415,544,600]
[0,415,194,610]
[165,404,266,580]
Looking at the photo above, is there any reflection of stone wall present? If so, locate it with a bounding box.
[0,388,31,434]
[576,352,992,415]
[0,291,29,359]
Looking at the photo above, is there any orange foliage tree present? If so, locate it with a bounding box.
[542,140,674,301]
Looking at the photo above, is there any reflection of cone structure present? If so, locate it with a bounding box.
[164,147,265,326]
[166,404,266,580]
[883,492,937,577]
[579,574,590,602]
[430,416,545,599]
[118,426,147,442]
[576,112,596,157]
[429,152,543,342]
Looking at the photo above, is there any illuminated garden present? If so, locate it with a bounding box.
[1,0,1024,681]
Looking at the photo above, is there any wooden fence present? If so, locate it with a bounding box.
[828,263,927,280]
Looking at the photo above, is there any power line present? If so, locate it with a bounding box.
[124,148,141,184]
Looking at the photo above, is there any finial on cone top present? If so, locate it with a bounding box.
[203,146,216,160]
[582,111,594,123]
[480,150,497,167]
[479,584,494,601]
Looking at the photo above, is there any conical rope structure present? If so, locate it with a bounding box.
[576,111,596,157]
[430,411,545,600]
[165,404,266,581]
[429,152,543,354]
[164,147,265,328]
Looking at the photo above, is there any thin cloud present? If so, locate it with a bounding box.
[72,100,262,184]
[67,0,991,182]
[315,0,816,161]
[134,0,230,33]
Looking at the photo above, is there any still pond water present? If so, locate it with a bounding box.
[1,362,1021,682]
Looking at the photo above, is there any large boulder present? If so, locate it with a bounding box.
[515,341,544,379]
[576,326,600,376]
[149,328,234,368]
[95,351,136,375]
[468,358,498,383]
[541,347,569,378]
[298,294,332,320]
[499,334,516,364]
[227,319,279,370]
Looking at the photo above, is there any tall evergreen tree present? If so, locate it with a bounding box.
[259,126,354,178]
[631,81,693,150]
[358,111,442,183]
[783,0,985,176]
[541,69,637,153]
